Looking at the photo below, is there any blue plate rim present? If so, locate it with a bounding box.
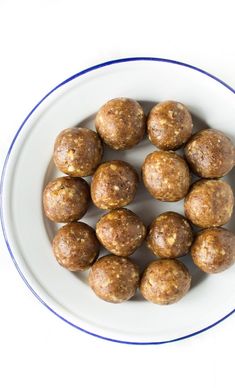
[1,56,234,345]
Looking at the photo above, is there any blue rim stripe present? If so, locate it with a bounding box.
[0,57,234,345]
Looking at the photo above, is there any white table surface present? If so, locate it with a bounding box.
[0,1,234,387]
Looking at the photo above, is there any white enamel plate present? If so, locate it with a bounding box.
[1,58,235,344]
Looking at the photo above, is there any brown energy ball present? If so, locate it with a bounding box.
[43,176,90,223]
[53,127,103,177]
[142,151,191,201]
[185,129,235,178]
[184,179,234,228]
[88,255,140,303]
[140,259,191,305]
[52,222,99,271]
[91,160,138,209]
[147,100,193,150]
[95,97,146,150]
[96,208,146,256]
[191,227,235,274]
[147,212,193,258]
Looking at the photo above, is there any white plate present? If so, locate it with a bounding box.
[1,57,235,345]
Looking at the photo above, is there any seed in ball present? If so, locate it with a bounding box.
[88,255,140,303]
[53,127,103,177]
[147,211,193,258]
[184,179,234,228]
[142,151,191,201]
[91,160,138,209]
[96,208,146,256]
[52,222,100,271]
[43,176,90,223]
[140,259,191,304]
[184,129,235,178]
[95,97,146,150]
[191,227,235,273]
[147,100,193,150]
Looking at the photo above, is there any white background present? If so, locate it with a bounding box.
[0,1,234,387]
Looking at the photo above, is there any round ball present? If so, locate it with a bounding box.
[147,212,193,258]
[184,179,234,228]
[52,222,99,271]
[43,176,90,223]
[95,97,146,150]
[96,208,146,256]
[140,259,191,304]
[91,160,138,209]
[88,255,140,303]
[191,227,235,273]
[142,151,191,201]
[184,129,235,178]
[53,127,103,177]
[147,100,193,150]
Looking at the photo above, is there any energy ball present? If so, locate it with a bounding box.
[140,259,191,305]
[184,179,234,228]
[147,100,193,150]
[43,176,90,223]
[96,208,146,256]
[91,160,138,209]
[53,127,103,177]
[52,222,99,271]
[95,97,146,150]
[185,129,235,178]
[88,255,140,303]
[191,227,235,274]
[147,212,193,258]
[142,151,191,201]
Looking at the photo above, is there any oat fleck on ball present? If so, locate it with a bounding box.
[96,208,146,256]
[52,222,100,271]
[95,98,146,150]
[147,100,193,150]
[140,259,191,304]
[142,151,191,201]
[43,176,90,223]
[91,160,138,209]
[88,255,140,303]
[184,129,235,178]
[184,179,234,228]
[191,228,235,274]
[147,212,193,258]
[53,127,103,177]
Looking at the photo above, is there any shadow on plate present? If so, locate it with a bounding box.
[180,255,208,289]
[72,270,89,285]
[191,113,208,134]
[131,289,145,302]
